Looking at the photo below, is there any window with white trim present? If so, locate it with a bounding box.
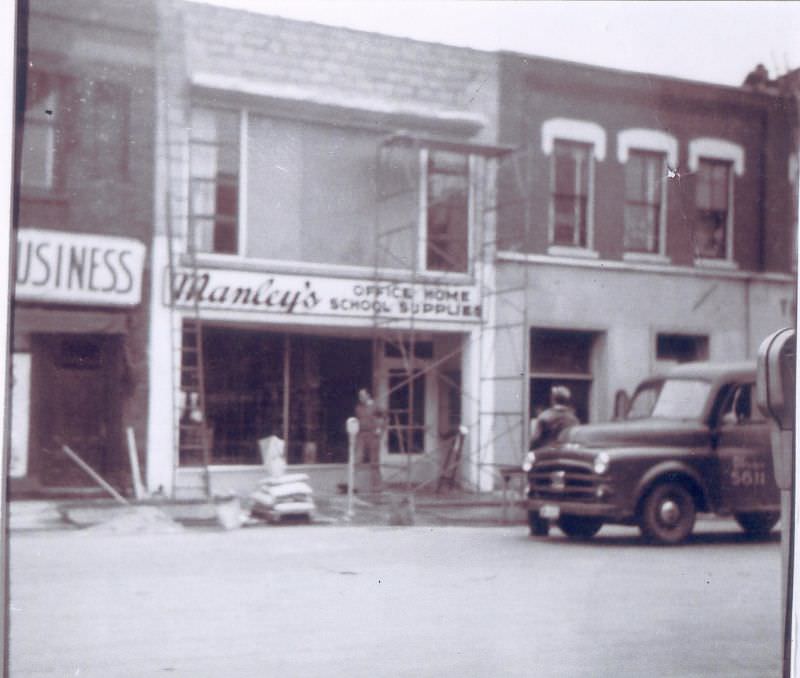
[550,140,592,248]
[188,107,240,254]
[694,158,732,260]
[424,149,470,273]
[624,150,665,254]
[687,138,744,263]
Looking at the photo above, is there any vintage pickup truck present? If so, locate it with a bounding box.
[524,361,780,544]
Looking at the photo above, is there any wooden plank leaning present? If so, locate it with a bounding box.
[61,445,130,506]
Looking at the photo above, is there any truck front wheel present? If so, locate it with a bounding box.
[557,515,603,540]
[528,510,549,537]
[735,511,779,536]
[639,482,696,545]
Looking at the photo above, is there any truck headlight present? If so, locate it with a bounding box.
[593,452,611,475]
[522,451,536,472]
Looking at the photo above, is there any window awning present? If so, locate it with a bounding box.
[380,131,516,158]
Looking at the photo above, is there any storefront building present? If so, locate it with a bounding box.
[12,0,156,496]
[489,54,797,467]
[147,1,507,497]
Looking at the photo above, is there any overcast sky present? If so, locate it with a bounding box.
[195,1,800,88]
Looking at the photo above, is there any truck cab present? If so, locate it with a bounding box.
[525,361,780,544]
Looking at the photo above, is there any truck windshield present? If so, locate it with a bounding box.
[650,378,711,420]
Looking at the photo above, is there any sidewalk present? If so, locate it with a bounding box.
[7,487,527,533]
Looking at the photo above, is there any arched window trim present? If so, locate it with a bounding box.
[541,118,606,161]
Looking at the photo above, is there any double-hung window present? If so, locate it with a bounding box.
[189,107,240,254]
[694,158,731,260]
[688,137,743,264]
[624,150,665,254]
[21,71,60,190]
[425,149,470,273]
[542,118,605,254]
[551,140,591,248]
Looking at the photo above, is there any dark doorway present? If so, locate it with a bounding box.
[316,338,373,463]
[32,334,124,489]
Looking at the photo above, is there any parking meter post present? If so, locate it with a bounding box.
[346,417,359,520]
[756,328,796,678]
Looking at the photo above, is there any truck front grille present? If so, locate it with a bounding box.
[528,460,597,502]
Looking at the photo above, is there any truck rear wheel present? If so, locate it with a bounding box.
[557,515,603,540]
[528,510,549,537]
[735,511,779,536]
[639,482,696,545]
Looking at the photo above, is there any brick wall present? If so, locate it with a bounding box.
[497,52,797,275]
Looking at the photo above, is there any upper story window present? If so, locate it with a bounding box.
[89,80,130,180]
[425,149,469,273]
[688,138,744,263]
[189,106,240,254]
[623,150,665,254]
[551,140,592,248]
[21,71,61,190]
[542,118,605,254]
[617,129,677,258]
[694,158,732,260]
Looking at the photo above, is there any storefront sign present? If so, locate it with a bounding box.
[166,267,482,323]
[10,353,31,478]
[15,229,146,307]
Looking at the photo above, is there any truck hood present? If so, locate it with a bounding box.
[558,418,710,450]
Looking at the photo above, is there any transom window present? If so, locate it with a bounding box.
[426,150,469,273]
[550,140,591,248]
[189,107,240,254]
[624,150,665,254]
[694,158,732,259]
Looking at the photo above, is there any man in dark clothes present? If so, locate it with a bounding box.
[529,385,579,450]
[528,385,580,536]
[355,388,385,463]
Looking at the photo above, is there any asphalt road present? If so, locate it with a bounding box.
[8,520,781,678]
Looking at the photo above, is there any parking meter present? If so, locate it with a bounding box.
[756,327,795,678]
[346,417,360,520]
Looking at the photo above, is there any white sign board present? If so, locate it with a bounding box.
[165,267,482,323]
[15,229,146,307]
[10,353,31,478]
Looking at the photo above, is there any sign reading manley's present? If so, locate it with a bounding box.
[167,267,482,323]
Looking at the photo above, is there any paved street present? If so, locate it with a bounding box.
[9,520,781,678]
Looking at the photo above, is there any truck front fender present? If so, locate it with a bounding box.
[633,461,712,513]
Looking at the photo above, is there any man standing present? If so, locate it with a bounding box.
[355,388,385,464]
[530,385,580,450]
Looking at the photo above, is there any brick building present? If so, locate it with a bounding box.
[11,0,156,496]
[486,53,797,468]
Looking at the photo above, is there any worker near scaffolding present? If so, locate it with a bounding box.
[529,385,579,450]
[355,388,386,463]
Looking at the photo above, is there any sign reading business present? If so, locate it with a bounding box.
[166,267,481,323]
[15,229,146,307]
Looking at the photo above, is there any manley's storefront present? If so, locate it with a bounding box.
[11,229,147,496]
[147,253,485,498]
